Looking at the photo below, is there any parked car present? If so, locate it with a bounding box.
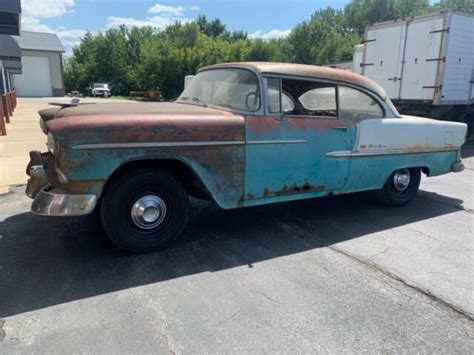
[26,62,467,252]
[88,83,111,98]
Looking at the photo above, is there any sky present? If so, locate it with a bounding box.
[21,0,349,53]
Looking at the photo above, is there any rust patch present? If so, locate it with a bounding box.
[263,183,325,197]
[263,187,272,197]
[246,115,279,134]
[48,114,245,147]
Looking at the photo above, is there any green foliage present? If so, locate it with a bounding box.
[64,0,471,98]
[344,0,432,34]
[433,0,474,14]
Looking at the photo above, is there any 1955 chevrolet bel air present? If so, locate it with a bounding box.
[26,62,467,252]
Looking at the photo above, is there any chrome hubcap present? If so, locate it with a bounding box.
[393,169,411,192]
[130,195,167,230]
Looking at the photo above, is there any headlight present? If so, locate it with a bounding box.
[47,132,55,154]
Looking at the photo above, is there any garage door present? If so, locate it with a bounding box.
[13,56,52,97]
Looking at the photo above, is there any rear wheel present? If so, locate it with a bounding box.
[377,168,421,207]
[100,170,190,253]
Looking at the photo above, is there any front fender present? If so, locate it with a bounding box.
[57,145,245,209]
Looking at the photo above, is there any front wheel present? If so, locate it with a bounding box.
[377,168,421,207]
[100,170,190,253]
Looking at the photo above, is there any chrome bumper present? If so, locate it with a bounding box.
[31,187,97,216]
[26,150,97,216]
[452,161,464,173]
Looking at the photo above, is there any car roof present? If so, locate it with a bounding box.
[200,62,387,99]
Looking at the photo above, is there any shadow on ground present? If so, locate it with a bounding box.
[0,187,464,318]
[461,139,474,159]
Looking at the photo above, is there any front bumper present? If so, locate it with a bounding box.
[26,150,97,216]
[31,186,97,216]
[93,91,110,96]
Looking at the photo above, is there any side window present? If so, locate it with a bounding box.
[298,87,337,115]
[339,86,384,120]
[282,78,337,117]
[266,78,295,113]
[282,93,294,112]
[267,78,281,114]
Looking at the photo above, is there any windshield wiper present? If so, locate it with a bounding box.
[179,96,207,107]
[191,97,207,107]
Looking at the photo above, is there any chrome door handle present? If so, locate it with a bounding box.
[332,126,348,131]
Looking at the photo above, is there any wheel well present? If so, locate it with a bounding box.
[420,166,430,176]
[102,159,212,200]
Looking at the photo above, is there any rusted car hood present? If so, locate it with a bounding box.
[39,107,61,122]
[40,102,230,122]
[46,102,244,148]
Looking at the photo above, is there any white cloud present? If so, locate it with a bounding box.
[107,3,199,30]
[19,1,201,53]
[22,0,76,19]
[106,16,190,30]
[21,0,85,53]
[249,29,291,40]
[148,4,185,17]
[56,28,88,53]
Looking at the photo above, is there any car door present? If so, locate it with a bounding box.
[244,77,355,202]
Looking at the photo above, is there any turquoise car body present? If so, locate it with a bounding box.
[31,63,466,213]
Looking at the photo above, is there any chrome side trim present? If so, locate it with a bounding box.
[73,141,246,150]
[326,150,353,157]
[72,140,307,150]
[326,147,459,158]
[246,139,307,145]
[31,187,97,216]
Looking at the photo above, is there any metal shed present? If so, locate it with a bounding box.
[13,31,65,97]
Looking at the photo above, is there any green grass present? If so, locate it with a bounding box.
[109,96,130,100]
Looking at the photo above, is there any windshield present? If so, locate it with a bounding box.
[94,84,107,89]
[177,68,260,112]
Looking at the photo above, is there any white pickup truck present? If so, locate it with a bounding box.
[89,83,111,98]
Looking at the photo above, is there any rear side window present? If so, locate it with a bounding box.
[299,87,337,114]
[339,86,384,120]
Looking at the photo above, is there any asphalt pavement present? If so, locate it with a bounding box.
[0,141,473,353]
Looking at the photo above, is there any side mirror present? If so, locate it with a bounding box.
[245,92,259,111]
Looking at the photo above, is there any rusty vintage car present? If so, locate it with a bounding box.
[26,62,467,252]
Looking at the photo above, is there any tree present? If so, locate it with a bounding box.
[195,15,227,38]
[344,0,432,34]
[433,0,474,14]
[289,16,359,65]
[65,0,458,97]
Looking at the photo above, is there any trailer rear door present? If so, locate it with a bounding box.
[363,22,406,99]
[440,13,474,104]
[399,15,445,101]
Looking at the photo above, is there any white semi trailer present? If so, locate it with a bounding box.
[354,12,473,134]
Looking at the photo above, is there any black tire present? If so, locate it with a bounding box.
[100,170,190,253]
[377,168,421,207]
